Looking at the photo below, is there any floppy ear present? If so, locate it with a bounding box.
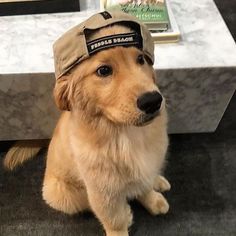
[53,75,71,111]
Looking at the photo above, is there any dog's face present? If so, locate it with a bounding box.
[54,25,164,126]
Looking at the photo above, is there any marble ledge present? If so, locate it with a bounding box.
[0,67,235,140]
[0,0,236,140]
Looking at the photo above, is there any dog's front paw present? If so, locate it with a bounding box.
[150,192,169,215]
[106,230,129,236]
[155,192,169,214]
[154,175,171,192]
[104,205,132,236]
[138,190,169,215]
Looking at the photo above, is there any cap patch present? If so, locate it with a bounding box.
[87,32,142,55]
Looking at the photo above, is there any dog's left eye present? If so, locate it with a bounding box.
[96,65,113,77]
[137,54,145,65]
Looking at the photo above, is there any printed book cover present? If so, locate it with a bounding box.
[101,0,180,43]
[101,0,169,31]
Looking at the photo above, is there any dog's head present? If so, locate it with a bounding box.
[54,24,164,126]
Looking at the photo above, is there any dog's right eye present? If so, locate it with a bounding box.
[96,65,113,77]
[137,54,145,65]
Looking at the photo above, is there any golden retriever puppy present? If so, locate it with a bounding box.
[43,26,170,236]
[4,11,170,236]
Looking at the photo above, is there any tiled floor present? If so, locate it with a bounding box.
[0,1,236,235]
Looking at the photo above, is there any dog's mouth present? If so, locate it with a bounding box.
[134,111,160,127]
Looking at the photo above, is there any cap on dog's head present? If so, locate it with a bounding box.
[52,11,163,126]
[53,11,154,80]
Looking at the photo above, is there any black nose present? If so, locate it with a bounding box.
[137,91,163,114]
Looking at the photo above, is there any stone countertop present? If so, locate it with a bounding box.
[0,0,236,139]
[1,0,236,75]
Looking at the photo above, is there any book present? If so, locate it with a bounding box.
[101,0,169,31]
[150,0,180,43]
[100,0,180,43]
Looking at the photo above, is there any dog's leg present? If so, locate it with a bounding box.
[137,190,169,215]
[42,174,89,215]
[153,175,171,192]
[87,189,132,236]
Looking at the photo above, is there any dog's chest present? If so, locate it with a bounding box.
[71,124,167,197]
[122,146,161,197]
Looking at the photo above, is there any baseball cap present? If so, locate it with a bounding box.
[53,11,154,79]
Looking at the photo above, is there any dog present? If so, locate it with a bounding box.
[4,11,170,236]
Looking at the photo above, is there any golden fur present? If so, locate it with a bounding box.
[4,25,170,236]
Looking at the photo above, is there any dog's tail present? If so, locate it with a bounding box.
[3,140,49,171]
